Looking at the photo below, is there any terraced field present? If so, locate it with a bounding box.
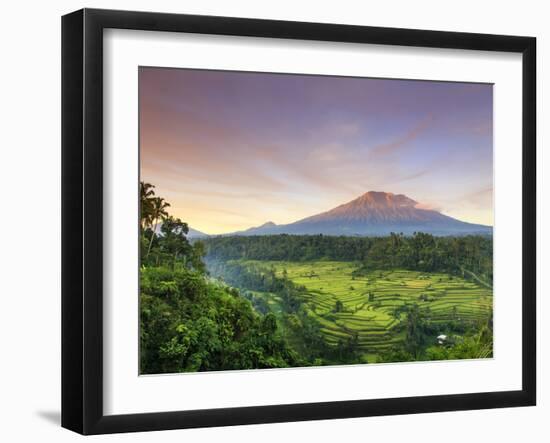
[242,261,493,358]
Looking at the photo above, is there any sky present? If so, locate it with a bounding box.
[140,67,493,235]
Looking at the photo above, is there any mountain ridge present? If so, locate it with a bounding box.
[195,191,492,238]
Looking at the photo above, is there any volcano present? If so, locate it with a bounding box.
[231,191,491,237]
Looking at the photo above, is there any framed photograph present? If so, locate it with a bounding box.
[61,8,536,435]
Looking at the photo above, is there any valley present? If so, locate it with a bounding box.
[207,258,493,363]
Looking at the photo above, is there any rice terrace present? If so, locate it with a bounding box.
[205,254,493,366]
[236,261,491,361]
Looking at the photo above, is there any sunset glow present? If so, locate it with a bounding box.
[140,67,493,234]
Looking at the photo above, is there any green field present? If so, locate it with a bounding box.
[240,260,492,360]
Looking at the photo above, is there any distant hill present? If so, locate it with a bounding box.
[227,191,491,237]
[187,227,209,239]
[236,221,278,235]
[154,223,209,239]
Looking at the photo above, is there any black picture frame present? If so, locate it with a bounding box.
[61,8,536,435]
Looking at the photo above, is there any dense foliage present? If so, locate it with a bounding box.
[203,232,493,284]
[139,182,298,373]
[140,266,299,373]
[205,260,342,364]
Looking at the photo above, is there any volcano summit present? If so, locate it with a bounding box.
[227,191,491,237]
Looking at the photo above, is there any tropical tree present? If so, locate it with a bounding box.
[140,182,156,229]
[158,216,191,267]
[146,196,171,258]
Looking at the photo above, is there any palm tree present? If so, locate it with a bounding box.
[140,182,156,229]
[146,197,171,258]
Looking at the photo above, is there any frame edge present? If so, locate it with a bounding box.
[62,8,537,435]
[521,36,537,406]
[61,8,85,435]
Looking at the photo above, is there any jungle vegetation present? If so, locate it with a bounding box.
[140,182,493,373]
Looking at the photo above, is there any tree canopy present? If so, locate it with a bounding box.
[139,182,299,373]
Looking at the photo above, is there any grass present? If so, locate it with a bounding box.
[239,260,493,360]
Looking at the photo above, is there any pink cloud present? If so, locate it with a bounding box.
[369,114,434,158]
